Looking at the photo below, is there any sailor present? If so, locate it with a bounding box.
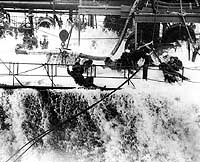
[67,60,95,88]
[167,56,183,71]
[82,59,93,73]
[121,43,153,71]
[67,61,85,86]
[159,62,178,83]
[120,49,135,71]
[104,42,153,73]
[159,56,187,83]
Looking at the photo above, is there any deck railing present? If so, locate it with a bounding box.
[1,61,196,89]
[0,61,157,88]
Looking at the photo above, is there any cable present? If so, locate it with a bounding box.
[5,65,143,162]
[17,65,44,75]
[38,29,58,38]
[43,64,56,87]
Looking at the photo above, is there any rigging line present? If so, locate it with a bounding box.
[5,65,144,162]
[180,15,194,44]
[43,64,56,87]
[0,58,23,86]
[66,22,75,49]
[38,29,58,38]
[17,65,44,75]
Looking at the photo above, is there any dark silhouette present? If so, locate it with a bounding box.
[67,61,95,88]
[159,56,188,83]
[105,44,153,73]
[67,61,111,90]
[40,36,48,49]
[82,59,93,73]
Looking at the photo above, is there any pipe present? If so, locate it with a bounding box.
[0,1,78,10]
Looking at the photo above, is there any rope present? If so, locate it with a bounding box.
[66,22,75,49]
[37,29,58,38]
[5,65,143,162]
[17,65,44,75]
[43,64,56,87]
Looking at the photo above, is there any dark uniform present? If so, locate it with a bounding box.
[67,62,94,87]
[120,45,152,71]
[159,56,188,83]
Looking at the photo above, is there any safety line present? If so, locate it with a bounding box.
[17,65,44,75]
[43,64,56,87]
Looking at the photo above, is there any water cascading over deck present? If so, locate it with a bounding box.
[0,88,200,162]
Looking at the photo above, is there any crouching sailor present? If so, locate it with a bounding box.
[159,56,189,83]
[67,60,98,89]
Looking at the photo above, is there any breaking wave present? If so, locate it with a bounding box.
[0,88,200,162]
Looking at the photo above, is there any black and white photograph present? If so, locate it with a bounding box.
[1,0,200,162]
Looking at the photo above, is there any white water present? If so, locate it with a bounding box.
[0,15,200,162]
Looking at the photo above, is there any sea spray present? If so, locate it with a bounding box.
[0,87,200,162]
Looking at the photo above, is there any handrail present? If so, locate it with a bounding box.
[0,61,198,88]
[0,62,138,87]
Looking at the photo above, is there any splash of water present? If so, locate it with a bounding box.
[0,88,200,162]
[0,14,200,162]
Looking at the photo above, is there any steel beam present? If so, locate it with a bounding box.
[0,0,131,11]
[0,1,78,10]
[78,5,121,15]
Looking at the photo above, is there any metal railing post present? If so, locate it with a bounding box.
[51,64,54,87]
[12,63,15,86]
[128,70,130,85]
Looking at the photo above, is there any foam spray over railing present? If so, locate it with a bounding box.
[0,86,200,162]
